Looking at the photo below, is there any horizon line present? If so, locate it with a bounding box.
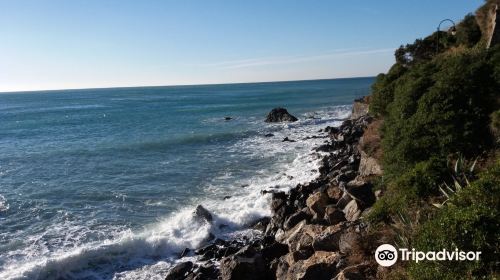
[0,75,376,94]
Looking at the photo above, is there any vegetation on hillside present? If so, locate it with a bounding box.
[365,3,499,279]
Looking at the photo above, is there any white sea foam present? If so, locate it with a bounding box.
[0,105,351,280]
[0,195,8,212]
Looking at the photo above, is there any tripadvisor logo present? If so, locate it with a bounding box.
[375,244,482,267]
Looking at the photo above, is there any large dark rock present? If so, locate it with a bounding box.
[165,261,193,280]
[284,210,310,230]
[194,205,213,223]
[220,246,266,280]
[265,108,298,122]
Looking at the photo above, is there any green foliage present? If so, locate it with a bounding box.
[409,161,500,279]
[369,63,406,116]
[394,32,455,67]
[395,157,447,197]
[456,14,482,47]
[367,158,446,223]
[382,48,498,178]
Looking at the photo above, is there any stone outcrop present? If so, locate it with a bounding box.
[350,97,369,120]
[265,108,298,122]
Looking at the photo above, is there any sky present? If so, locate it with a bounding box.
[0,0,483,92]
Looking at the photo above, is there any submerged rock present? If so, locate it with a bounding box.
[265,108,298,122]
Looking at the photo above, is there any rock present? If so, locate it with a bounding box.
[295,233,314,251]
[179,247,191,258]
[194,205,213,223]
[195,262,220,280]
[283,210,309,230]
[324,205,346,225]
[265,108,298,122]
[326,185,343,202]
[350,98,369,120]
[312,223,344,252]
[306,192,330,218]
[358,150,382,177]
[282,137,296,142]
[333,262,373,280]
[260,240,289,261]
[336,192,353,209]
[220,246,266,280]
[270,191,287,212]
[345,180,375,207]
[165,261,193,280]
[343,200,361,221]
[264,133,274,137]
[277,251,340,280]
[339,227,362,255]
[251,217,271,232]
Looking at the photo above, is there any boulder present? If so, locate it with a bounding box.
[350,97,369,120]
[276,221,327,252]
[194,262,220,280]
[343,200,361,221]
[270,192,287,212]
[284,210,309,230]
[306,192,330,218]
[277,251,340,280]
[338,227,362,255]
[165,261,193,280]
[326,185,343,202]
[345,180,375,207]
[324,205,346,225]
[194,205,213,223]
[358,150,382,177]
[220,246,266,280]
[312,223,344,252]
[265,108,298,122]
[333,262,373,280]
[251,217,271,232]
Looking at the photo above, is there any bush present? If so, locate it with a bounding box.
[382,48,498,178]
[456,14,482,47]
[370,63,407,116]
[409,161,500,279]
[395,158,447,197]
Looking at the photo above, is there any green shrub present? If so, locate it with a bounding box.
[409,161,500,279]
[456,14,482,47]
[395,158,447,197]
[382,48,498,178]
[370,63,407,116]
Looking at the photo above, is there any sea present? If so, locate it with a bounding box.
[0,77,374,279]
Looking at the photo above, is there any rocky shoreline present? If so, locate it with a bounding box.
[166,99,385,280]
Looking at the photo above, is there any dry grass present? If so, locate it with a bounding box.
[360,119,383,160]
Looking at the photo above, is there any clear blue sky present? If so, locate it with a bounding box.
[0,0,482,92]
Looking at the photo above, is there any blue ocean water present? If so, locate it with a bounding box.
[0,78,373,279]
